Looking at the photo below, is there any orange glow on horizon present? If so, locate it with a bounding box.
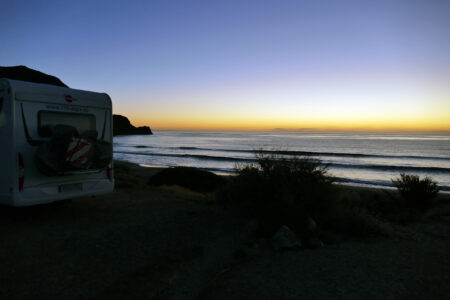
[115,77,450,134]
[127,115,450,134]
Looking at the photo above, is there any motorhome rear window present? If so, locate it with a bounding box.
[38,111,96,137]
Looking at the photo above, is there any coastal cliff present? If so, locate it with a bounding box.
[113,115,152,136]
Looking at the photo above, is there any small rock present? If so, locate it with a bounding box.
[234,245,260,260]
[307,217,317,232]
[270,225,302,250]
[242,245,260,257]
[305,238,324,249]
[250,238,266,249]
[243,219,260,235]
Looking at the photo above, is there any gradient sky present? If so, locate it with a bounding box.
[2,0,450,132]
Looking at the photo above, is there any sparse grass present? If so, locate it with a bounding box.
[114,161,139,188]
[158,185,214,204]
[315,197,393,237]
[392,173,440,212]
[422,200,450,223]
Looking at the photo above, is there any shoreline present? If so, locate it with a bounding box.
[114,131,450,194]
[117,160,450,195]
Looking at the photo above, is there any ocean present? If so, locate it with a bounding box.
[114,132,450,192]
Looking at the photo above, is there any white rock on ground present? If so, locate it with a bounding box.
[270,225,302,250]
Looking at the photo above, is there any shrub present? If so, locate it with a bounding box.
[148,167,227,193]
[391,173,440,212]
[222,150,397,238]
[223,151,339,237]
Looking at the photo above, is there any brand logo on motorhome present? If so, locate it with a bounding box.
[45,104,89,113]
[65,95,75,103]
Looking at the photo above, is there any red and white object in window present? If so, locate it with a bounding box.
[65,138,92,164]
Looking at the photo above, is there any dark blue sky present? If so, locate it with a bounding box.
[2,0,449,131]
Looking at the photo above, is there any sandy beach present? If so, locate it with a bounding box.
[1,161,449,299]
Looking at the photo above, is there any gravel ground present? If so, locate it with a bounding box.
[1,163,449,299]
[199,236,450,300]
[0,187,246,299]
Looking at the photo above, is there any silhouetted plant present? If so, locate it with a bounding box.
[223,150,339,236]
[221,150,396,238]
[391,173,440,212]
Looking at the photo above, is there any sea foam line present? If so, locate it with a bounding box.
[114,151,450,174]
[122,145,450,161]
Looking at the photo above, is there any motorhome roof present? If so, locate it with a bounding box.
[1,78,111,109]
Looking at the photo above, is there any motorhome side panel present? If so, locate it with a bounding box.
[0,81,14,205]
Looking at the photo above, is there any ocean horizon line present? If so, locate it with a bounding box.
[143,129,450,135]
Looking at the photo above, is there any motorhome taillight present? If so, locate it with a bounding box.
[107,167,112,181]
[18,153,25,191]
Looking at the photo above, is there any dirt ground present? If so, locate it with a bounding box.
[1,163,449,299]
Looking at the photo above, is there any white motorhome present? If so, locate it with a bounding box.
[0,79,114,206]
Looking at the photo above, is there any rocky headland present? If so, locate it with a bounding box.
[113,114,153,136]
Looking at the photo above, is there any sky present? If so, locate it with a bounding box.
[2,0,450,133]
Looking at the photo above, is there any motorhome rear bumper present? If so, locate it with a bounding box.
[13,179,114,206]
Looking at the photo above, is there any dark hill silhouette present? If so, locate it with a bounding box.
[0,65,68,87]
[113,115,152,136]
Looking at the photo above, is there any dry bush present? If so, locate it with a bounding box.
[392,173,440,212]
